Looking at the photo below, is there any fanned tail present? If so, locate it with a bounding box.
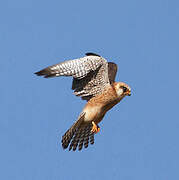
[61,112,95,151]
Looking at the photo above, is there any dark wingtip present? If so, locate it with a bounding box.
[34,69,56,78]
[34,69,47,76]
[85,52,101,57]
[34,71,42,76]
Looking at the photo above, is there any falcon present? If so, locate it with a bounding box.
[35,52,131,151]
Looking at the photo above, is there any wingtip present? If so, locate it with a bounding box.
[34,69,54,78]
[34,71,41,76]
[34,70,46,77]
[85,52,101,57]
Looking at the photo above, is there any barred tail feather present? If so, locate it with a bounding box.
[61,113,95,151]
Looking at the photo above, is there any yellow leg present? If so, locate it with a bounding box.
[91,121,100,134]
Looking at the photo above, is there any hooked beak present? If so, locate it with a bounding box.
[127,90,131,96]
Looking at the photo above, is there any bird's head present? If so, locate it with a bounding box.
[114,82,131,98]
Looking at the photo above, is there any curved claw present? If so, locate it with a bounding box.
[91,121,100,134]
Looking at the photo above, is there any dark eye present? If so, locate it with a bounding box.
[122,86,128,92]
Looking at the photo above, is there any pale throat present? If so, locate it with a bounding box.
[116,88,123,97]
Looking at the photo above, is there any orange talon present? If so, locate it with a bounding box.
[91,121,100,134]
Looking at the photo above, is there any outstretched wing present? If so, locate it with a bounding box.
[35,53,111,100]
[35,54,104,79]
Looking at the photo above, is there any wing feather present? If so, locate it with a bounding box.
[35,56,104,79]
[108,62,118,84]
[35,53,118,100]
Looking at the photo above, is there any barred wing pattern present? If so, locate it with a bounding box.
[35,55,105,78]
[72,61,110,100]
[35,54,110,100]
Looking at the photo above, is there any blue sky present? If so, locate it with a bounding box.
[1,0,179,179]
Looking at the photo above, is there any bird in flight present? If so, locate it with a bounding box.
[35,52,131,151]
